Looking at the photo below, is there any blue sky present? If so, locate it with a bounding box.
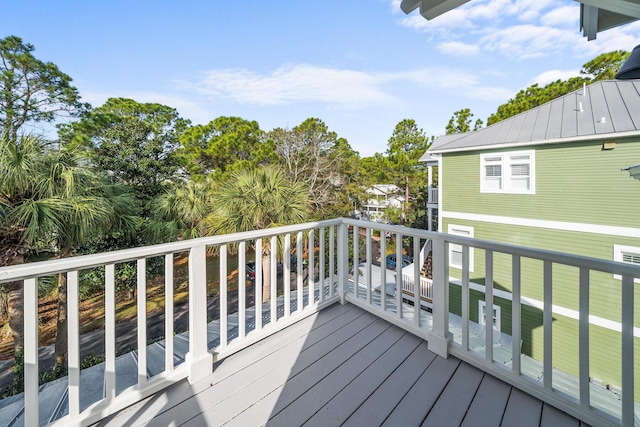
[2,0,639,156]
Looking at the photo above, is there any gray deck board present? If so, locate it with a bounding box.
[300,332,421,426]
[501,387,543,427]
[421,363,484,426]
[381,352,461,426]
[340,341,436,427]
[96,302,584,427]
[461,374,511,427]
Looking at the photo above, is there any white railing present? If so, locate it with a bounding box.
[401,274,433,304]
[0,219,342,426]
[1,217,639,426]
[428,185,438,204]
[341,218,640,427]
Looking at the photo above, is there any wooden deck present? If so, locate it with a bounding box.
[95,302,588,427]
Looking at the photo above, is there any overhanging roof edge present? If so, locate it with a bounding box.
[427,130,640,154]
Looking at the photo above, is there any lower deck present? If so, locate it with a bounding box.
[96,302,587,427]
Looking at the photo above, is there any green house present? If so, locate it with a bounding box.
[423,79,640,399]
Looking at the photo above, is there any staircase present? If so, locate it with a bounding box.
[420,250,433,280]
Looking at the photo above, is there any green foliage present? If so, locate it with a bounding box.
[268,118,356,218]
[358,154,392,186]
[151,179,215,242]
[487,77,588,125]
[487,50,630,126]
[38,364,67,385]
[581,50,630,81]
[4,347,24,396]
[445,108,483,134]
[208,166,310,233]
[60,98,189,217]
[385,119,431,222]
[78,258,163,300]
[178,116,275,180]
[0,135,131,254]
[2,350,107,398]
[0,35,87,142]
[80,353,105,369]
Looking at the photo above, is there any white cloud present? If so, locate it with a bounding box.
[479,24,578,59]
[398,68,513,100]
[437,41,480,56]
[532,69,580,86]
[541,5,579,27]
[173,64,514,113]
[575,21,640,57]
[177,64,399,108]
[80,90,213,124]
[391,0,640,61]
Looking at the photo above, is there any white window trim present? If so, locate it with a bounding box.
[480,150,535,194]
[613,244,640,283]
[448,224,474,272]
[479,300,501,331]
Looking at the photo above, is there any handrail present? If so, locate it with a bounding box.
[341,218,639,427]
[0,219,342,283]
[1,217,639,426]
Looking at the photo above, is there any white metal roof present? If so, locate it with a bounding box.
[427,80,640,155]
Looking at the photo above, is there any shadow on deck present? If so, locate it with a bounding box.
[96,303,586,427]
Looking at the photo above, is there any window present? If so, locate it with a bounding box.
[448,224,474,272]
[479,300,501,330]
[613,244,640,283]
[481,150,535,194]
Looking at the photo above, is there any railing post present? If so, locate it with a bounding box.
[429,237,451,358]
[187,244,213,384]
[337,220,348,304]
[23,278,38,427]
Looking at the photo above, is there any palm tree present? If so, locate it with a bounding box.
[207,167,310,302]
[0,135,44,358]
[0,135,136,367]
[152,179,215,242]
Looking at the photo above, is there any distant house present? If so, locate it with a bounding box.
[362,184,404,223]
[422,78,640,395]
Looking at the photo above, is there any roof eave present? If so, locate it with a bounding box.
[427,130,640,154]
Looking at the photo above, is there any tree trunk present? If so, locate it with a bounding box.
[3,250,26,358]
[404,175,410,219]
[54,272,68,369]
[262,253,271,303]
[7,283,24,357]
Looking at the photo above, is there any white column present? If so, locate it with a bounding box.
[429,237,451,357]
[187,244,213,384]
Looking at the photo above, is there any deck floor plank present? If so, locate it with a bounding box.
[461,374,512,427]
[300,332,422,426]
[339,341,436,427]
[381,353,461,427]
[500,388,543,427]
[94,302,585,427]
[421,363,485,426]
[181,314,393,426]
[150,306,380,427]
[266,323,402,424]
[541,403,581,427]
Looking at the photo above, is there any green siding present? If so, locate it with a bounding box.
[440,136,640,401]
[442,138,640,228]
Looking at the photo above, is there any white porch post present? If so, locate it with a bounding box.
[187,244,213,383]
[429,237,452,357]
[337,221,348,304]
[427,164,434,232]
